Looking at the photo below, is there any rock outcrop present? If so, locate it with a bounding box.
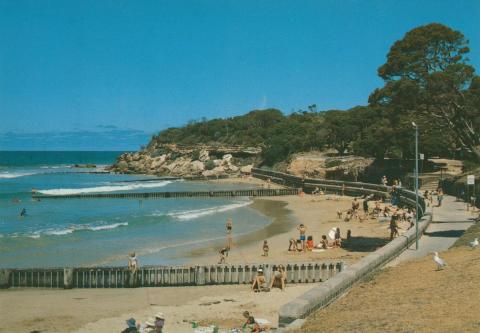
[109,143,261,177]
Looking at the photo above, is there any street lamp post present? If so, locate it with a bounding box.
[412,122,419,250]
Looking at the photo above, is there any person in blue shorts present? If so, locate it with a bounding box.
[297,224,307,251]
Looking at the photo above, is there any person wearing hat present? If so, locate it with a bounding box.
[154,312,165,333]
[139,318,155,333]
[121,318,139,333]
[251,268,268,292]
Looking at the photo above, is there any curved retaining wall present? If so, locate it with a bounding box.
[251,168,426,217]
[0,261,343,289]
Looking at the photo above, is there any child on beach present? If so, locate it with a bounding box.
[128,252,138,274]
[288,238,296,251]
[306,236,314,251]
[218,247,228,264]
[262,240,269,257]
[334,228,342,248]
[297,224,307,251]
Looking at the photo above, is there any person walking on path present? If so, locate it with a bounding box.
[437,188,444,207]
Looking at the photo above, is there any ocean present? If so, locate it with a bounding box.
[0,151,269,268]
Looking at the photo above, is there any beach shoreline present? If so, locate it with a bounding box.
[0,177,407,332]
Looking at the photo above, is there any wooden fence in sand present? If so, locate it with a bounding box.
[0,262,343,289]
[32,188,300,200]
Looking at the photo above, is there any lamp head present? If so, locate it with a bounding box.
[411,121,417,127]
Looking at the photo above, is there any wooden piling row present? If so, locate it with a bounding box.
[2,262,343,289]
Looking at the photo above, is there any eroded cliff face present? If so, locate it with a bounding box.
[286,152,375,181]
[108,143,260,177]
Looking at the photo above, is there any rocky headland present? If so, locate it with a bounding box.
[108,143,261,177]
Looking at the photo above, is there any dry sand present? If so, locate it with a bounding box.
[0,177,400,333]
[293,246,480,333]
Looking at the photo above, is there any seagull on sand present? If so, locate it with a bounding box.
[469,238,479,249]
[433,252,447,271]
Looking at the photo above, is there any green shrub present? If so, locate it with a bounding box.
[205,160,215,170]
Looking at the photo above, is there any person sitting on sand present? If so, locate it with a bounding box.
[128,252,138,274]
[121,318,140,333]
[312,186,320,195]
[344,209,352,222]
[262,240,269,257]
[334,228,342,248]
[218,247,228,264]
[154,313,165,333]
[139,318,155,333]
[270,265,287,291]
[306,236,314,251]
[288,238,296,251]
[252,268,269,292]
[296,239,303,252]
[297,224,307,251]
[317,235,329,249]
[242,311,261,332]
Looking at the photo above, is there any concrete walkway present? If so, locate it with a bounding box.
[388,195,476,266]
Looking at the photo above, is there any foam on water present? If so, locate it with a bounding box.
[37,181,172,195]
[0,172,37,179]
[5,222,130,239]
[166,201,252,220]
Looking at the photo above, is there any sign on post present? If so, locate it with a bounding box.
[419,153,424,160]
[467,175,475,185]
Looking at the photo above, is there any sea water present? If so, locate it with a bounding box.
[0,151,270,268]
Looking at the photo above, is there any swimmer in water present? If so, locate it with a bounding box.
[20,208,27,217]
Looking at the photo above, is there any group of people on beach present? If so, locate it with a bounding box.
[121,312,165,333]
[251,264,287,293]
[286,223,343,253]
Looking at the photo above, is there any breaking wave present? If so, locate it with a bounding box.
[166,201,252,220]
[37,181,172,195]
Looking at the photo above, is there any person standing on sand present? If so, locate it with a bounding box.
[297,224,307,251]
[226,218,233,250]
[389,214,399,240]
[262,240,269,257]
[218,247,228,264]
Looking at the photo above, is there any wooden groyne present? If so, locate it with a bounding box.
[32,188,299,200]
[0,262,343,289]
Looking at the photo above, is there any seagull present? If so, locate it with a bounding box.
[433,252,447,271]
[469,238,479,249]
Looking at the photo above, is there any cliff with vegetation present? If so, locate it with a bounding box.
[111,23,479,178]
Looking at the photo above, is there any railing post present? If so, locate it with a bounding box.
[0,269,11,289]
[195,266,205,286]
[63,268,74,289]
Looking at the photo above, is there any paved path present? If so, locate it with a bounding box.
[388,195,476,266]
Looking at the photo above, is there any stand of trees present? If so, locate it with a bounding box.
[152,23,479,165]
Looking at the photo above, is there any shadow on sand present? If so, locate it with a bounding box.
[342,236,390,252]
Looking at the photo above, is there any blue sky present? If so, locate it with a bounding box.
[0,0,479,150]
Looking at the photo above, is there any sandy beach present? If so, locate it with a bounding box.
[0,178,404,333]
